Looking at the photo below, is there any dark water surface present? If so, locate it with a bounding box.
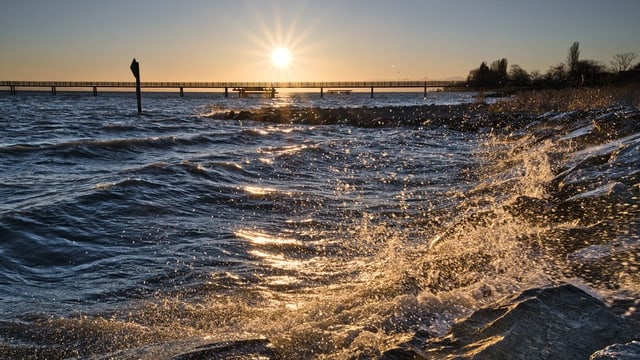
[0,91,638,358]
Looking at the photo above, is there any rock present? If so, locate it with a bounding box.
[86,338,275,360]
[170,339,274,360]
[212,104,518,130]
[384,284,634,359]
[589,341,640,360]
[233,110,252,120]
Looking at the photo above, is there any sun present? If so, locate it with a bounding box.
[240,3,319,80]
[271,47,291,68]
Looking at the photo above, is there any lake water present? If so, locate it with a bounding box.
[0,91,638,358]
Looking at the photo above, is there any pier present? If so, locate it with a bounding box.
[1,80,465,98]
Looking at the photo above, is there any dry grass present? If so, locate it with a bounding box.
[488,85,640,114]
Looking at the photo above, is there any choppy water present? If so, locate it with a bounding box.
[0,91,638,359]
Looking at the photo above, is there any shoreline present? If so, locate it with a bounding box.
[212,86,639,130]
[214,103,490,129]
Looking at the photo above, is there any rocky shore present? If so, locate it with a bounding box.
[213,103,533,132]
[382,284,640,359]
[118,284,640,359]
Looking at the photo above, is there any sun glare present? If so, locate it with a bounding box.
[271,47,291,68]
[241,3,319,80]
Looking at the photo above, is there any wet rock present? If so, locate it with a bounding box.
[384,284,634,360]
[504,195,552,222]
[212,104,528,131]
[589,341,640,360]
[233,110,252,120]
[84,338,275,360]
[170,339,274,360]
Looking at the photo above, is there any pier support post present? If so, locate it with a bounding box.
[130,58,142,114]
[320,87,324,98]
[10,85,16,95]
[51,86,56,96]
[180,87,184,97]
[370,87,374,98]
[424,85,427,98]
[93,86,98,96]
[224,87,228,98]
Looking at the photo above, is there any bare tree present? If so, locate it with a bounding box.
[610,52,638,72]
[508,64,530,86]
[529,70,543,85]
[546,63,568,87]
[567,42,580,73]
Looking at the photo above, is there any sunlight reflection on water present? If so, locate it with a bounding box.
[235,229,302,246]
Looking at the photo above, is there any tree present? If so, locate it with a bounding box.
[576,60,606,85]
[508,64,531,86]
[529,70,543,85]
[567,41,581,84]
[567,42,580,72]
[545,63,568,87]
[467,61,492,86]
[490,58,508,85]
[467,59,509,87]
[610,52,638,72]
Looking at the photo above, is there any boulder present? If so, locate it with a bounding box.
[384,284,634,359]
[589,341,640,360]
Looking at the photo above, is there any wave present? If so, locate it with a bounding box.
[0,131,236,159]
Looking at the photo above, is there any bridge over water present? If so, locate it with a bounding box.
[1,80,466,97]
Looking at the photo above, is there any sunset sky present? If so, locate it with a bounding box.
[1,0,639,82]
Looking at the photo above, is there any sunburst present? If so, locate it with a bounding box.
[237,2,322,81]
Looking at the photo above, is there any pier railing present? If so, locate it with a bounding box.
[1,80,465,89]
[2,80,467,98]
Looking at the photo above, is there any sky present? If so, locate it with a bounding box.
[1,0,639,82]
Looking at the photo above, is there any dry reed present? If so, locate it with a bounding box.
[488,85,640,113]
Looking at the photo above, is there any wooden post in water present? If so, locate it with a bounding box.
[370,86,374,98]
[130,58,142,114]
[320,87,324,98]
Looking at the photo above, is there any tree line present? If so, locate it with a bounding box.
[466,41,639,88]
